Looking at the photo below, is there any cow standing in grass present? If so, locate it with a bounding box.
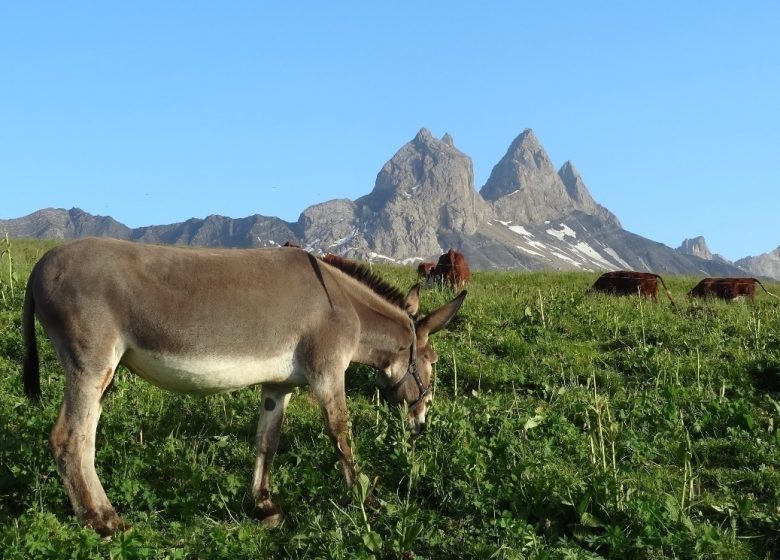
[432,249,470,291]
[587,271,675,305]
[417,262,436,282]
[687,277,779,302]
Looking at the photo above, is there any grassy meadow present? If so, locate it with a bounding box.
[1,238,779,559]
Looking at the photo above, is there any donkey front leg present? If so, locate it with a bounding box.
[311,377,356,495]
[251,384,292,528]
[51,367,126,536]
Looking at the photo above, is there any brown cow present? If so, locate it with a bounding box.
[282,241,302,248]
[432,249,470,290]
[687,277,779,302]
[587,271,675,305]
[417,262,436,281]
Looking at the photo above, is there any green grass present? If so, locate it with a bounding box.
[1,240,779,559]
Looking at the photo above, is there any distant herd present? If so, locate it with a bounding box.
[586,270,778,303]
[410,248,778,304]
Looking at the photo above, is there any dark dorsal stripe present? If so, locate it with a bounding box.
[322,254,407,310]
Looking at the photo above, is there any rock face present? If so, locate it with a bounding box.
[132,214,299,248]
[736,246,780,280]
[558,161,621,228]
[0,208,131,240]
[480,129,618,226]
[354,129,491,259]
[0,127,760,276]
[298,199,364,255]
[677,237,714,260]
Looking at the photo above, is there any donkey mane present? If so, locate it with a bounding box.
[322,254,407,310]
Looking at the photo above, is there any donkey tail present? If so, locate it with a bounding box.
[655,275,676,306]
[22,268,41,400]
[754,279,780,300]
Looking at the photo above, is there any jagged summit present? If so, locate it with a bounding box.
[413,127,434,144]
[557,161,621,228]
[480,130,618,226]
[558,161,581,198]
[677,236,714,260]
[353,128,490,257]
[480,129,554,204]
[363,127,470,203]
[508,128,543,153]
[442,132,454,147]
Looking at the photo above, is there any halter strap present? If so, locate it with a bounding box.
[380,324,429,410]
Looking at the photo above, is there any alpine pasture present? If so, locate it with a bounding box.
[1,239,778,559]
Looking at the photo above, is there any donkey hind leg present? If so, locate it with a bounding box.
[251,384,293,528]
[51,364,125,536]
[310,376,356,496]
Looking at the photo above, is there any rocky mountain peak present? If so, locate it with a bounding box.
[557,161,622,228]
[442,132,454,147]
[504,128,552,174]
[558,161,581,196]
[479,129,556,206]
[509,128,543,152]
[736,245,780,280]
[677,236,714,260]
[363,127,469,206]
[413,127,434,145]
[351,128,491,259]
[479,131,619,227]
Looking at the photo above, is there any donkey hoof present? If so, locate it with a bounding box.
[255,502,284,529]
[260,511,284,529]
[87,511,130,537]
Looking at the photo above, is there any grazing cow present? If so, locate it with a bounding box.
[432,249,470,290]
[417,262,436,281]
[588,271,675,305]
[282,241,301,248]
[687,277,779,302]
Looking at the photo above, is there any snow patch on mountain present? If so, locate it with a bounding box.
[368,252,396,262]
[546,223,577,240]
[510,225,534,237]
[516,245,544,257]
[328,228,359,248]
[497,220,535,237]
[569,241,614,268]
[551,251,583,268]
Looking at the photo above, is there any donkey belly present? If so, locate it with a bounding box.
[120,348,304,394]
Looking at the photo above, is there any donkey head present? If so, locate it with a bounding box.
[379,286,467,435]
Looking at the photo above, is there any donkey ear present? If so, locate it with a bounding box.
[417,290,467,337]
[405,283,421,316]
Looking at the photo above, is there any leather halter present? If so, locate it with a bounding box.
[380,326,430,410]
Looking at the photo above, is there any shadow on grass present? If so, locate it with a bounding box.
[748,361,780,393]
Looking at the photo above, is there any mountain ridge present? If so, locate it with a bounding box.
[1,128,772,277]
[735,246,780,280]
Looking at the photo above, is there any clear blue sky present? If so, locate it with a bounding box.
[1,2,778,261]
